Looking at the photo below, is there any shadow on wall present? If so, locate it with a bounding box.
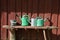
[15,29,60,40]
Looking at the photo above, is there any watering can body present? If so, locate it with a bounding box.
[36,17,47,27]
[20,15,30,26]
[37,18,44,26]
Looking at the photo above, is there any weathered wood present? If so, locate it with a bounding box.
[3,25,58,29]
[44,0,51,26]
[8,0,16,25]
[47,30,51,40]
[0,0,1,39]
[7,0,16,40]
[28,0,32,18]
[1,13,7,40]
[0,0,60,40]
[3,25,59,40]
[57,1,60,38]
[15,0,22,24]
[1,0,7,40]
[51,0,59,40]
[39,0,45,18]
[9,29,15,40]
[32,0,38,18]
[43,30,47,40]
[21,0,28,15]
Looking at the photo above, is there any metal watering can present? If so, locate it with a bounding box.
[21,14,30,26]
[16,14,30,26]
[30,17,47,27]
[37,17,47,26]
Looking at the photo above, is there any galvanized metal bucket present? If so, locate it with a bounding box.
[31,18,37,26]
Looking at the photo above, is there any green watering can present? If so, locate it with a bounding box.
[37,17,47,26]
[16,14,30,26]
[20,14,30,26]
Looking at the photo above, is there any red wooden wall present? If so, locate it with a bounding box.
[0,0,60,40]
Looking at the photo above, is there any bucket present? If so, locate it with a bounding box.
[31,18,37,26]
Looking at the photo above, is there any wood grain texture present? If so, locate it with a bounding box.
[0,0,1,39]
[9,29,15,40]
[0,0,60,40]
[2,25,58,29]
[44,0,51,26]
[1,12,7,40]
[57,10,60,40]
[2,25,59,40]
[51,0,59,40]
[15,0,22,24]
[21,0,28,15]
[8,0,16,25]
[7,0,16,40]
[1,0,7,40]
[39,0,45,18]
[32,0,38,18]
[28,0,33,18]
[57,1,60,39]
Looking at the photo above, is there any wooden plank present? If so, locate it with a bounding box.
[57,10,60,39]
[43,30,47,40]
[1,0,7,11]
[2,25,58,29]
[7,0,16,40]
[8,0,15,26]
[39,0,45,18]
[0,18,1,40]
[51,0,59,40]
[0,14,1,39]
[57,1,60,39]
[1,12,7,40]
[28,0,33,18]
[9,29,15,40]
[30,30,36,40]
[21,0,28,15]
[2,25,59,40]
[44,0,51,26]
[1,0,7,40]
[0,0,1,40]
[15,0,22,24]
[32,0,38,18]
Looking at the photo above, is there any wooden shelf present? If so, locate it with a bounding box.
[2,25,59,40]
[2,25,58,29]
